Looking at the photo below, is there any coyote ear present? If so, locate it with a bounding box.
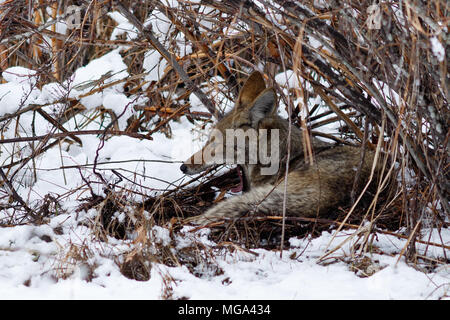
[249,88,277,126]
[236,71,266,109]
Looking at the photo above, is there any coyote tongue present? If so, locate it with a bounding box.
[231,166,244,193]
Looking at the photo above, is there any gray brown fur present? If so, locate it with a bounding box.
[181,71,377,224]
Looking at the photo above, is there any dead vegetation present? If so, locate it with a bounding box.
[0,0,448,281]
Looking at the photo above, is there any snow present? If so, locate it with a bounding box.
[108,12,139,41]
[68,49,129,109]
[0,67,41,116]
[145,9,173,40]
[0,12,449,301]
[142,50,167,88]
[430,37,445,62]
[0,218,448,299]
[102,93,134,129]
[2,66,38,85]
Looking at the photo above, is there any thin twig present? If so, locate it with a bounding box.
[0,129,152,144]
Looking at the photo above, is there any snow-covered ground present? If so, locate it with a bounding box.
[0,6,448,300]
[0,217,449,299]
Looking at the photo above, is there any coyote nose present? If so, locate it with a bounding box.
[180,164,187,173]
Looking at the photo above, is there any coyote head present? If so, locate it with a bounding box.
[180,71,280,176]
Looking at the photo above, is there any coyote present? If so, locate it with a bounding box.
[180,71,377,224]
